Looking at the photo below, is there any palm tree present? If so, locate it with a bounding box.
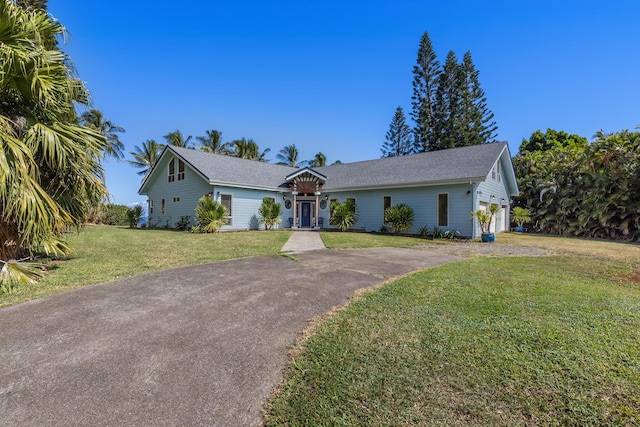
[276,144,301,167]
[80,109,125,160]
[309,152,326,167]
[127,139,164,176]
[231,138,270,162]
[1,2,107,286]
[196,129,231,154]
[164,129,192,148]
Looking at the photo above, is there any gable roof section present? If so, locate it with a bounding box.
[140,142,514,194]
[316,142,509,191]
[285,167,327,182]
[139,146,298,194]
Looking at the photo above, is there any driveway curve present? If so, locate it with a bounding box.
[0,247,463,427]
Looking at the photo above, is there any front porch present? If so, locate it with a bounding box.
[284,167,328,230]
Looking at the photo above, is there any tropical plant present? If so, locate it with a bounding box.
[513,128,640,241]
[231,138,270,162]
[472,204,499,234]
[164,130,192,148]
[276,144,301,167]
[80,109,125,160]
[127,139,164,176]
[0,1,107,289]
[258,198,283,230]
[329,200,357,232]
[126,205,143,228]
[194,196,228,233]
[102,204,129,225]
[196,129,231,154]
[309,152,327,167]
[383,204,415,235]
[511,206,532,229]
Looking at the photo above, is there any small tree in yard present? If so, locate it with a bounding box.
[126,205,143,228]
[194,196,228,233]
[384,204,415,235]
[258,198,283,230]
[330,200,357,232]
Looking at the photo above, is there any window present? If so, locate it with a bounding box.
[177,160,185,181]
[168,159,175,182]
[162,198,165,214]
[346,198,356,213]
[149,199,153,214]
[437,194,448,227]
[173,197,180,203]
[220,194,232,225]
[383,196,391,213]
[492,163,502,182]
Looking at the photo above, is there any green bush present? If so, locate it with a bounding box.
[126,205,143,228]
[384,204,415,235]
[194,196,228,233]
[258,198,283,230]
[330,200,357,232]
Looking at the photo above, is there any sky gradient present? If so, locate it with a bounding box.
[50,1,640,207]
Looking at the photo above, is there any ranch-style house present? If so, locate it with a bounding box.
[138,142,518,238]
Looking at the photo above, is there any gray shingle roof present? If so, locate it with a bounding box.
[143,143,509,193]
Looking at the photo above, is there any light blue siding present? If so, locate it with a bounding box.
[144,153,284,230]
[145,154,211,228]
[213,186,284,230]
[324,184,476,236]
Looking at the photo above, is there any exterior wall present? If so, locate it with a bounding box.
[323,184,476,237]
[145,154,211,228]
[212,186,284,230]
[473,157,514,237]
[145,153,284,230]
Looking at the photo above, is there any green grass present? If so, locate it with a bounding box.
[267,241,640,425]
[0,225,291,308]
[320,231,443,249]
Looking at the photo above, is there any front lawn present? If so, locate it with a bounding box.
[266,237,640,425]
[320,231,444,249]
[0,226,291,308]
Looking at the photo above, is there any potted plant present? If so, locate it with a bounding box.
[511,206,531,232]
[472,204,499,242]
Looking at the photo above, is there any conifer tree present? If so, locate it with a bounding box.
[411,31,440,153]
[432,50,463,150]
[381,107,412,158]
[459,51,497,146]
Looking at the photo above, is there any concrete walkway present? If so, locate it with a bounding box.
[0,247,463,427]
[280,230,326,252]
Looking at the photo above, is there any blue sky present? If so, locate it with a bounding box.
[50,1,639,207]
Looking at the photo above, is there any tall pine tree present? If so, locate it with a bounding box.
[433,50,463,150]
[381,106,412,158]
[459,51,497,146]
[411,31,440,153]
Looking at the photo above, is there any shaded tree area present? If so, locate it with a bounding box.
[513,128,640,241]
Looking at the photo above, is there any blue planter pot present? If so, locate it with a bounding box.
[515,226,525,233]
[481,233,495,242]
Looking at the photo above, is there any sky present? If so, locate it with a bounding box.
[49,1,640,208]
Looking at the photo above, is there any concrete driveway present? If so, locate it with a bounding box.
[0,247,463,426]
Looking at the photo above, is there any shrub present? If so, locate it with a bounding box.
[258,198,283,230]
[175,216,192,231]
[194,196,228,233]
[330,200,357,232]
[384,204,415,235]
[126,205,143,228]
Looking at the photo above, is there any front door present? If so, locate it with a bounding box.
[301,202,311,227]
